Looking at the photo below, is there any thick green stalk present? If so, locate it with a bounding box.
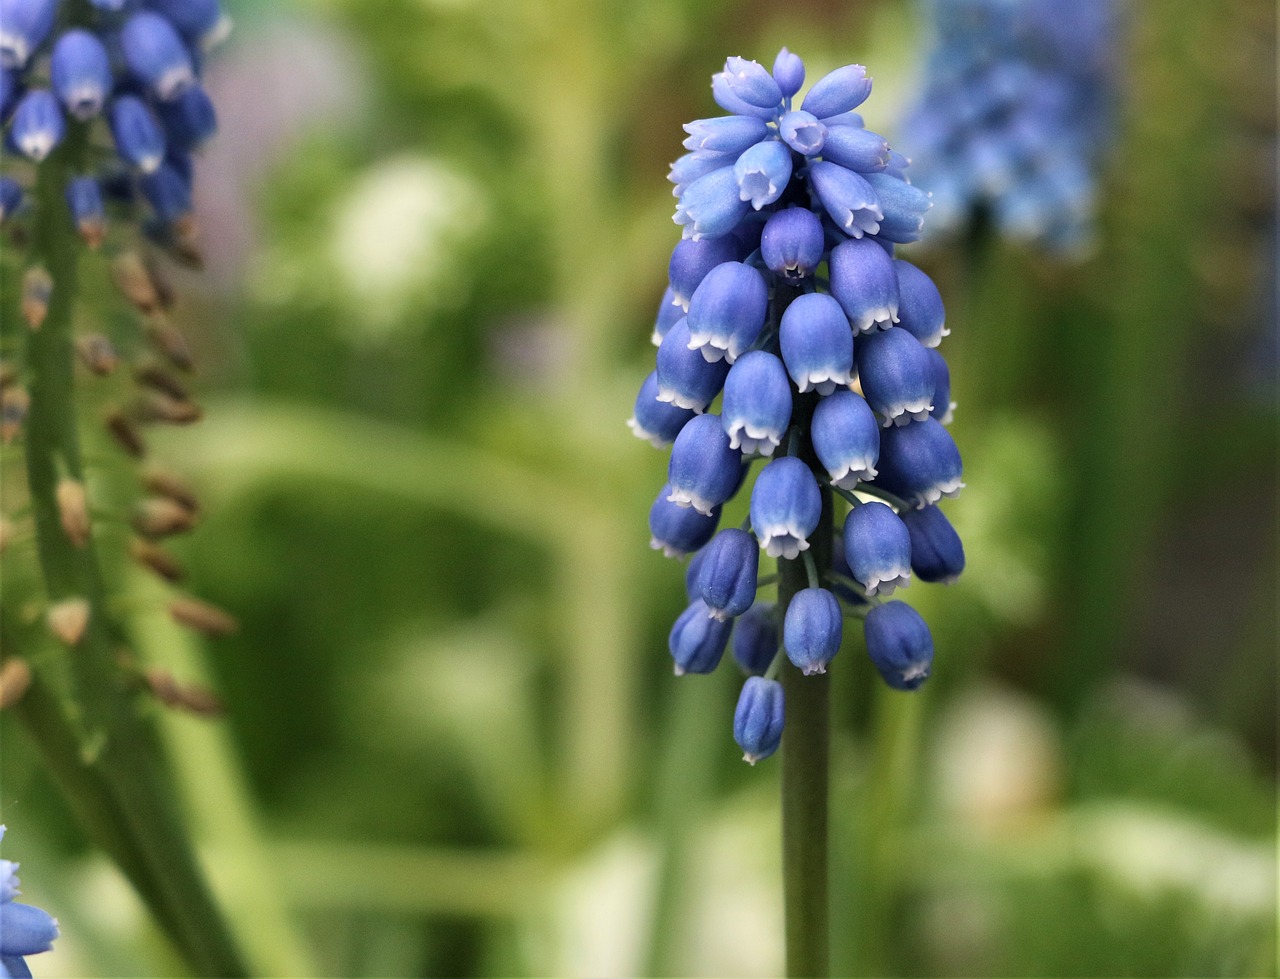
[16,121,249,975]
[778,387,834,979]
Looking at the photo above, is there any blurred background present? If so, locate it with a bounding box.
[3,0,1276,975]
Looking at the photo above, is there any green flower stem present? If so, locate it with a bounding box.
[778,386,834,977]
[17,123,248,976]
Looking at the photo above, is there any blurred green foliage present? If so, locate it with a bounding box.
[2,0,1275,976]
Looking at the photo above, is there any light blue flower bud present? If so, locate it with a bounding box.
[855,327,936,427]
[821,111,865,129]
[820,126,890,172]
[864,172,931,243]
[0,0,56,69]
[778,292,853,395]
[893,260,947,348]
[121,12,196,102]
[901,504,964,584]
[156,83,218,152]
[761,206,824,282]
[655,317,729,412]
[0,902,58,956]
[649,484,720,558]
[721,350,792,456]
[863,601,933,690]
[698,527,759,620]
[668,150,731,194]
[750,456,821,559]
[50,31,112,121]
[772,47,805,99]
[843,501,911,597]
[779,109,825,156]
[783,586,842,675]
[800,64,872,119]
[685,260,767,363]
[829,237,900,333]
[629,370,695,448]
[66,176,105,244]
[668,236,739,311]
[808,160,882,237]
[714,56,783,115]
[682,114,769,154]
[810,389,879,489]
[140,159,192,223]
[876,418,964,508]
[7,90,63,163]
[669,599,731,675]
[734,676,785,763]
[0,177,23,222]
[652,286,682,345]
[109,95,166,173]
[668,413,743,515]
[732,601,777,675]
[144,0,230,50]
[925,347,953,424]
[734,138,791,210]
[674,165,749,240]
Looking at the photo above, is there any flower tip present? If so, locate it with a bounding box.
[742,751,760,765]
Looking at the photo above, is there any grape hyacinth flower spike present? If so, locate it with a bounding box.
[0,827,59,977]
[630,46,966,771]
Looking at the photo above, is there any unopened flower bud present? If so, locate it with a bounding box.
[129,537,186,582]
[47,597,90,646]
[783,586,842,675]
[104,410,147,458]
[141,467,199,514]
[111,252,162,313]
[133,496,197,537]
[20,266,51,330]
[2,386,30,443]
[734,676,785,764]
[76,334,120,375]
[56,478,90,548]
[0,657,33,709]
[133,389,202,425]
[144,317,195,372]
[133,362,190,401]
[169,596,238,637]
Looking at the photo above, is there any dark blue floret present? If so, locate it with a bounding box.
[901,505,965,583]
[669,599,732,674]
[783,587,842,675]
[734,676,786,763]
[698,528,760,620]
[732,602,778,676]
[863,601,934,690]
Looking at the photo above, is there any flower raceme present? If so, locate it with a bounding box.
[630,49,966,765]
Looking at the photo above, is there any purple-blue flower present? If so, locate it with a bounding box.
[750,456,821,560]
[734,676,785,763]
[721,350,792,456]
[697,527,760,621]
[842,501,912,597]
[669,599,732,675]
[863,601,934,690]
[0,826,59,977]
[784,586,842,675]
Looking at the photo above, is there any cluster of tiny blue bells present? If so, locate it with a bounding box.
[901,0,1118,252]
[0,827,58,979]
[0,0,227,245]
[630,50,965,765]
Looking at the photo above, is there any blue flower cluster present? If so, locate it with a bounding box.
[0,826,59,979]
[631,50,965,765]
[0,0,228,246]
[900,0,1119,252]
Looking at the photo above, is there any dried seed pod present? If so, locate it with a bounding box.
[76,334,121,375]
[0,658,32,710]
[169,596,238,637]
[133,497,198,537]
[111,251,161,313]
[141,467,199,514]
[56,478,91,548]
[142,253,176,311]
[47,597,91,646]
[2,385,30,443]
[133,360,190,401]
[143,667,223,716]
[129,537,186,582]
[105,410,147,458]
[144,316,194,372]
[21,266,52,330]
[133,390,202,425]
[144,667,183,707]
[177,683,224,717]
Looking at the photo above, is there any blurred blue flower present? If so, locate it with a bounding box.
[0,826,59,978]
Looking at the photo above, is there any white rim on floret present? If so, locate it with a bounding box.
[655,385,709,413]
[912,477,964,509]
[19,132,56,163]
[0,37,30,71]
[686,331,737,364]
[826,460,877,490]
[155,66,196,103]
[67,87,105,122]
[795,369,852,395]
[626,416,670,449]
[936,401,957,425]
[726,421,782,456]
[862,567,911,598]
[667,486,718,517]
[650,536,688,559]
[851,308,900,334]
[757,526,811,560]
[901,661,930,684]
[880,398,934,428]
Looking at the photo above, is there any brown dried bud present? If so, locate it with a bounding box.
[133,390,203,425]
[141,467,200,514]
[0,515,13,555]
[76,334,121,375]
[77,215,106,250]
[105,410,147,458]
[144,667,183,707]
[0,658,33,710]
[129,537,186,582]
[2,385,30,443]
[177,683,224,716]
[143,667,224,716]
[47,598,90,646]
[133,361,190,401]
[169,596,238,637]
[133,497,198,537]
[0,360,17,388]
[21,266,52,330]
[145,317,195,373]
[56,478,91,548]
[111,251,161,313]
[168,215,204,270]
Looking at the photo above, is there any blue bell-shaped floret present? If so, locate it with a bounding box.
[50,30,112,121]
[842,501,911,597]
[876,418,964,508]
[628,370,695,448]
[810,389,879,489]
[808,160,882,238]
[733,138,792,210]
[749,456,821,559]
[854,327,936,428]
[900,504,965,584]
[800,64,872,119]
[732,601,777,676]
[734,676,785,763]
[721,350,792,456]
[863,601,933,690]
[760,206,824,282]
[829,236,900,333]
[892,260,947,348]
[779,292,854,395]
[697,527,760,620]
[668,236,740,311]
[667,413,744,515]
[649,484,721,558]
[109,95,167,173]
[685,260,768,364]
[669,599,732,675]
[654,317,730,412]
[7,89,64,162]
[783,586,842,675]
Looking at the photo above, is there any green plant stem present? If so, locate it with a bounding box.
[17,123,248,976]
